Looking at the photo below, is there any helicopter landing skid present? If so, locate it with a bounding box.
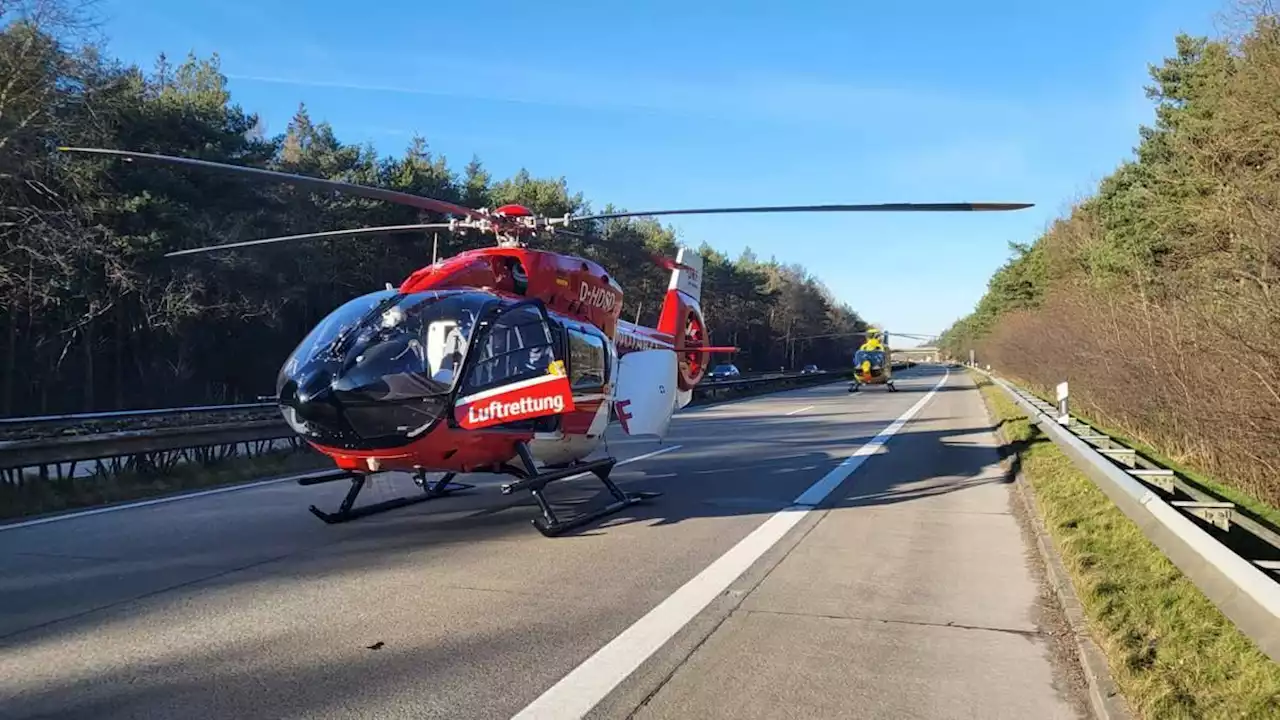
[502,444,659,537]
[304,470,475,524]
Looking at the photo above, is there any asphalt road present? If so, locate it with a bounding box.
[0,366,1088,719]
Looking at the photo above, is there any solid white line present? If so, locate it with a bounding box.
[785,405,814,416]
[0,445,685,533]
[510,370,950,720]
[565,445,682,480]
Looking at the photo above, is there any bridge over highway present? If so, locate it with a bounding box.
[0,367,1091,719]
[892,346,940,362]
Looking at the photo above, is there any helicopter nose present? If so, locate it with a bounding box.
[279,369,342,431]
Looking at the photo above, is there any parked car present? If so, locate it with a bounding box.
[801,364,819,374]
[709,363,741,379]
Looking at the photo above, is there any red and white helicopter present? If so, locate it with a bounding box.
[59,147,1032,536]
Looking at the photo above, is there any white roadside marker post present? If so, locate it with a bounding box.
[1056,380,1070,427]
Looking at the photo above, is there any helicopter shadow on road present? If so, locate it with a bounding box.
[126,412,1010,563]
[509,414,1045,537]
[346,400,953,526]
[310,414,905,539]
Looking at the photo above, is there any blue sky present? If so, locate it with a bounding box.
[94,0,1228,346]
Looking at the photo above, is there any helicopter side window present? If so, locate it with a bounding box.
[459,304,558,398]
[566,327,607,392]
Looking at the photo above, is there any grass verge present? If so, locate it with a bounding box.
[0,448,333,522]
[971,370,1280,720]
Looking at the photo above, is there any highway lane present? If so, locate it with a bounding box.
[0,367,1087,719]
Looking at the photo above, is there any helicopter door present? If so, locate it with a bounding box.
[613,349,679,439]
[451,300,574,431]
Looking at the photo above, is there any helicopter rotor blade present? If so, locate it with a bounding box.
[163,224,457,258]
[57,147,488,222]
[550,227,585,240]
[562,202,1034,224]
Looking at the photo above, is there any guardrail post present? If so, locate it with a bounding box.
[1056,381,1070,427]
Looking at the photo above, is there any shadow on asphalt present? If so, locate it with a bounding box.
[576,424,1018,530]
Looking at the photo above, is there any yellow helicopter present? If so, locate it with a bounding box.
[849,329,896,392]
[846,328,937,392]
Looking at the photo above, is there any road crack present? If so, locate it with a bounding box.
[741,607,1047,638]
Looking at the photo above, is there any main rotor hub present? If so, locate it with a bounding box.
[494,204,533,218]
[448,203,559,248]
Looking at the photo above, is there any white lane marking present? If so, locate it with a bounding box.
[0,445,685,533]
[0,472,317,532]
[785,405,814,416]
[511,369,950,720]
[560,445,682,481]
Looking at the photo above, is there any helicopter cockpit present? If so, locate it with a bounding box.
[277,287,559,449]
[853,348,886,374]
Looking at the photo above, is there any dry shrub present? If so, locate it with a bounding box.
[983,281,1279,506]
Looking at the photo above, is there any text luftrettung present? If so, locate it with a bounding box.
[453,365,576,430]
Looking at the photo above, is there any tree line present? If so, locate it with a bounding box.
[939,5,1280,507]
[0,1,867,417]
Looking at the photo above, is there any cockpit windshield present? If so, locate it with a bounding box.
[329,291,485,397]
[854,349,886,369]
[275,289,501,448]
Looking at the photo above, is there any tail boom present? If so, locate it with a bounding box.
[613,248,735,406]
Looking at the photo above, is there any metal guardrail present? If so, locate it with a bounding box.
[978,368,1280,664]
[0,370,851,474]
[0,402,279,428]
[2,420,290,469]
